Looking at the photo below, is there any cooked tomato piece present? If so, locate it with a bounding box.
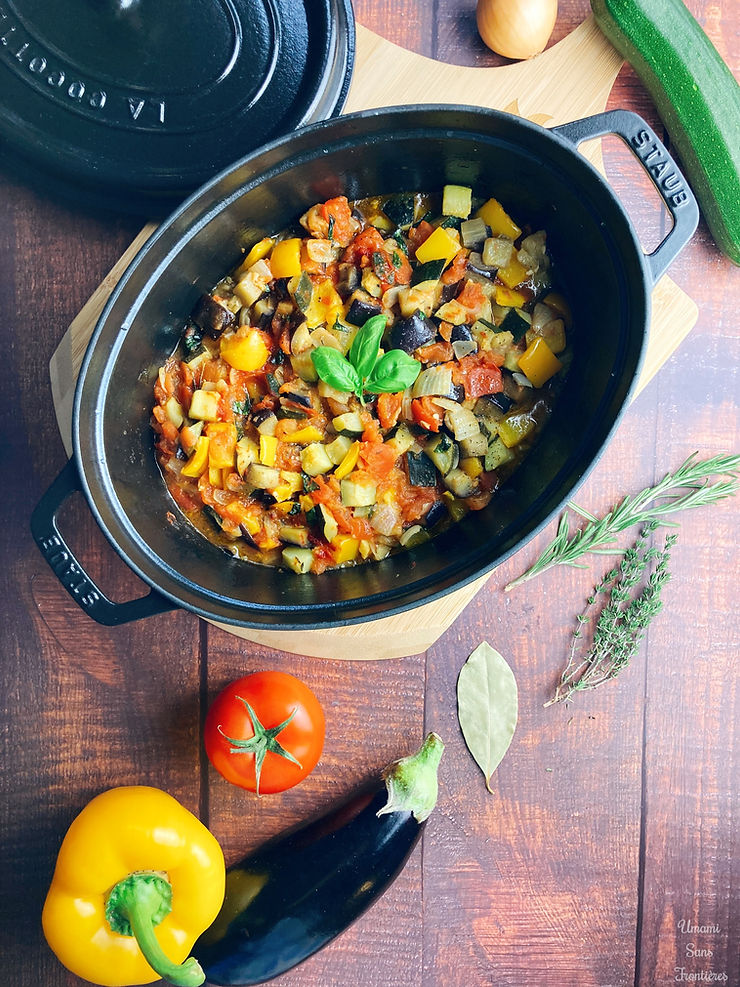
[441,249,469,285]
[411,396,444,432]
[376,391,403,430]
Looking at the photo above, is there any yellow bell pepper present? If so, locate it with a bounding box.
[476,197,522,239]
[494,284,528,308]
[304,279,343,329]
[496,257,529,289]
[331,533,360,564]
[220,330,269,372]
[414,226,461,267]
[181,436,210,478]
[259,434,278,467]
[269,238,302,279]
[333,440,360,480]
[234,236,274,276]
[42,786,225,987]
[517,336,563,388]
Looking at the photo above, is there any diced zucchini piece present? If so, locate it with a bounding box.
[282,546,314,574]
[332,412,364,436]
[399,524,430,548]
[442,185,472,219]
[485,436,515,471]
[499,308,530,343]
[301,443,334,476]
[235,436,259,476]
[443,467,477,498]
[410,259,445,286]
[425,432,459,476]
[371,542,392,561]
[188,389,221,422]
[279,525,311,548]
[246,463,280,489]
[326,434,354,465]
[340,475,377,507]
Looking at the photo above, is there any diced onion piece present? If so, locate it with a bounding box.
[371,502,401,536]
[412,366,453,398]
[444,405,482,442]
[482,237,515,269]
[512,371,535,389]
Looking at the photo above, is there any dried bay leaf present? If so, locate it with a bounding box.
[457,642,518,793]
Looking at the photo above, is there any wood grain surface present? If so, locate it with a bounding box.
[1,2,737,986]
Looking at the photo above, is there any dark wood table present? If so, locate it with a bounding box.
[1,1,737,984]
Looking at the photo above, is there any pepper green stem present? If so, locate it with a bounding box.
[105,872,205,987]
[377,732,444,823]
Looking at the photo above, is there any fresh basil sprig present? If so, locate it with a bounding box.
[310,314,420,403]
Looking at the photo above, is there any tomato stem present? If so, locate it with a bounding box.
[218,698,302,796]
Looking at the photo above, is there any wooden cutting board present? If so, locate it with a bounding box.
[49,17,698,660]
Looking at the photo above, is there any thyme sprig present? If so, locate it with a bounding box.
[505,453,739,591]
[545,523,678,705]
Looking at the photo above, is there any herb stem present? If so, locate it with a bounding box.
[505,453,739,591]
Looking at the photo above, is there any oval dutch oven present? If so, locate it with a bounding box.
[31,106,698,629]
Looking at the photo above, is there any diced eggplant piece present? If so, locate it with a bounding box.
[406,451,437,487]
[489,392,514,413]
[336,263,361,299]
[485,436,515,470]
[251,410,278,436]
[443,467,478,498]
[202,505,225,531]
[191,293,236,338]
[449,382,465,403]
[279,525,311,548]
[282,546,314,574]
[252,296,276,328]
[346,294,383,326]
[467,252,496,277]
[239,525,259,548]
[411,259,445,286]
[382,193,416,228]
[499,308,530,343]
[279,384,313,409]
[482,237,516,269]
[425,432,459,476]
[424,499,447,528]
[452,339,477,360]
[340,476,377,507]
[247,463,280,489]
[459,431,489,457]
[460,217,489,249]
[450,323,473,342]
[391,311,435,354]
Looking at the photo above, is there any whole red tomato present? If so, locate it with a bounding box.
[204,671,325,794]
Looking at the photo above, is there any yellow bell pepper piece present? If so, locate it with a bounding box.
[269,238,302,279]
[285,425,324,444]
[414,226,461,267]
[498,411,537,448]
[304,280,344,330]
[208,465,223,488]
[494,284,528,308]
[279,470,304,494]
[497,257,529,289]
[299,494,315,512]
[334,440,360,480]
[331,534,360,565]
[517,337,563,388]
[42,786,224,987]
[476,197,522,239]
[275,500,297,514]
[206,422,237,469]
[235,236,274,275]
[259,434,278,467]
[220,330,269,372]
[180,435,210,477]
[460,456,483,479]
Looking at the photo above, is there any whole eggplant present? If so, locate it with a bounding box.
[196,733,444,986]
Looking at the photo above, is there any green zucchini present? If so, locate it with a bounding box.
[591,0,740,265]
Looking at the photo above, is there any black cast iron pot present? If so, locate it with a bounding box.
[31,106,698,629]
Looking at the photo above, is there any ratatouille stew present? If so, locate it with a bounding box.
[151,188,572,574]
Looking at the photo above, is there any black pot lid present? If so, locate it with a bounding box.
[0,0,355,214]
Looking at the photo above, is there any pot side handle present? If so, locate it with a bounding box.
[551,109,699,283]
[30,460,177,626]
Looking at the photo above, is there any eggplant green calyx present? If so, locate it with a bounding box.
[105,871,205,987]
[378,732,444,823]
[218,697,302,796]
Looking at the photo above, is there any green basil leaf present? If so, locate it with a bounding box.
[364,349,421,394]
[349,314,387,379]
[311,347,361,395]
[457,642,518,794]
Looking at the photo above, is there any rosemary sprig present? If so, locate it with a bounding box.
[505,453,739,591]
[545,523,678,705]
